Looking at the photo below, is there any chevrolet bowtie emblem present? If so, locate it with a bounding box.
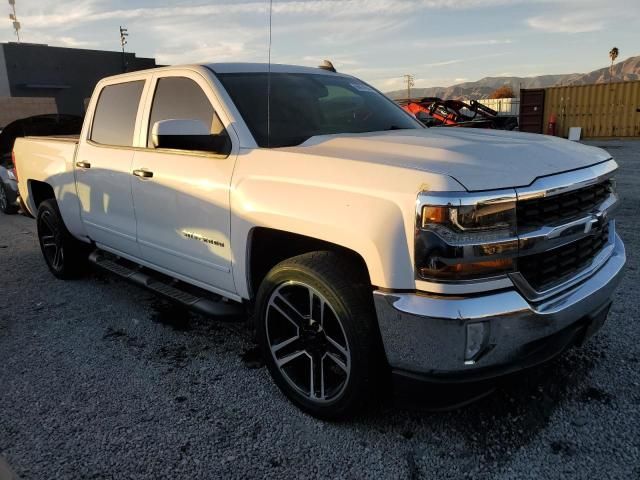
[585,211,607,234]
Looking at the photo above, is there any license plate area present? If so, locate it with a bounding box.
[581,302,611,344]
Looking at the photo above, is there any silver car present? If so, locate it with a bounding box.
[0,155,19,214]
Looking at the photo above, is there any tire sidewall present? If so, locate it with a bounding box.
[0,182,13,214]
[36,200,84,279]
[256,262,375,419]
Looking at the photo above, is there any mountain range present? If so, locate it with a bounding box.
[385,55,640,100]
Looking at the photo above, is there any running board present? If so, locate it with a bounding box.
[88,250,244,318]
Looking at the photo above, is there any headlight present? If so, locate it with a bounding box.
[415,193,518,281]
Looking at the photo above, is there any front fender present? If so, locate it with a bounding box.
[229,149,465,299]
[232,180,412,297]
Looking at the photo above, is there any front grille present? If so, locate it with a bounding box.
[518,223,610,291]
[517,180,611,230]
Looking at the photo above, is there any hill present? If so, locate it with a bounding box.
[385,55,640,100]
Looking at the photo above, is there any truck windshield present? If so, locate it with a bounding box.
[216,72,423,148]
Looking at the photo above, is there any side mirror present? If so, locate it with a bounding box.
[151,119,231,155]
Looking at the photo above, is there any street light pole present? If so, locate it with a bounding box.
[119,26,129,73]
[8,0,21,42]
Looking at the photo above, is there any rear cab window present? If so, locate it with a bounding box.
[90,81,145,147]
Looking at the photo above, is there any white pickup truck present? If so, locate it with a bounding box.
[14,63,625,418]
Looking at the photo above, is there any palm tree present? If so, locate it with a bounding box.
[609,47,619,83]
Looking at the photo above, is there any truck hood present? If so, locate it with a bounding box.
[291,128,611,191]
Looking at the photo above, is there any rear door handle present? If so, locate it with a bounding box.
[76,161,91,169]
[133,169,154,178]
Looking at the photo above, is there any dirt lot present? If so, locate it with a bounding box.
[0,140,638,479]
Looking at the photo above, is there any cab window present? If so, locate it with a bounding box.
[147,76,229,153]
[90,81,145,147]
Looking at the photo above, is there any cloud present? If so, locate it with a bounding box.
[17,0,100,29]
[155,42,246,66]
[18,0,557,30]
[414,38,513,48]
[57,36,96,48]
[0,26,97,48]
[7,0,640,91]
[525,2,640,34]
[526,13,605,33]
[422,59,464,67]
[19,1,407,28]
[374,73,471,90]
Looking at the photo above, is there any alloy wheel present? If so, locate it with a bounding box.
[0,184,7,211]
[265,281,351,403]
[38,210,64,271]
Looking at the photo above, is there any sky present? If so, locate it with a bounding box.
[3,0,640,91]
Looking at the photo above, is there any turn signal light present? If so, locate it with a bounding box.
[418,258,514,280]
[422,206,448,225]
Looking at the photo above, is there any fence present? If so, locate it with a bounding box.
[543,81,640,138]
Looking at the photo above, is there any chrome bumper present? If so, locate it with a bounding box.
[373,234,626,379]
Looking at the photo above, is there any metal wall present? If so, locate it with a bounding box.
[543,81,640,138]
[1,43,156,117]
[520,89,546,134]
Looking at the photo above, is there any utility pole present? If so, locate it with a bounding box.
[8,0,21,42]
[119,26,129,73]
[403,74,414,101]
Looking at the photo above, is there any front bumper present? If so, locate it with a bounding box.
[373,233,626,382]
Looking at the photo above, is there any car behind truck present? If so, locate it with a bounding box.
[13,64,625,418]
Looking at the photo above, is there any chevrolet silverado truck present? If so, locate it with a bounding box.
[13,64,625,418]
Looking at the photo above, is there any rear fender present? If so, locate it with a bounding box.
[15,137,88,240]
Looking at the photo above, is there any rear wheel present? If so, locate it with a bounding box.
[255,251,383,419]
[37,199,88,279]
[0,182,17,214]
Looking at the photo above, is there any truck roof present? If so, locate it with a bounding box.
[98,62,349,85]
[206,62,344,76]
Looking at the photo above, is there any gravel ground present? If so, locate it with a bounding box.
[1,139,639,480]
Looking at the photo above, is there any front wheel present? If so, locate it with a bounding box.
[37,199,88,279]
[255,251,383,419]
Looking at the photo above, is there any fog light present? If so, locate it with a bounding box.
[465,322,488,363]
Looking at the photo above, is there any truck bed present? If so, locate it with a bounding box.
[24,134,80,143]
[14,135,80,217]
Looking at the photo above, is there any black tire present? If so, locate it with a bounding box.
[0,182,17,214]
[36,199,89,279]
[255,251,383,419]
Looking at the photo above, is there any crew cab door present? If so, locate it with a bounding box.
[130,72,237,295]
[75,78,147,256]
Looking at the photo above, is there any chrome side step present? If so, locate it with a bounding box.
[88,250,244,318]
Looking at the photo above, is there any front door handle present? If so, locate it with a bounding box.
[133,169,154,178]
[76,161,91,169]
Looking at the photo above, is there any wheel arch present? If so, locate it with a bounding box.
[246,227,372,301]
[28,180,56,213]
